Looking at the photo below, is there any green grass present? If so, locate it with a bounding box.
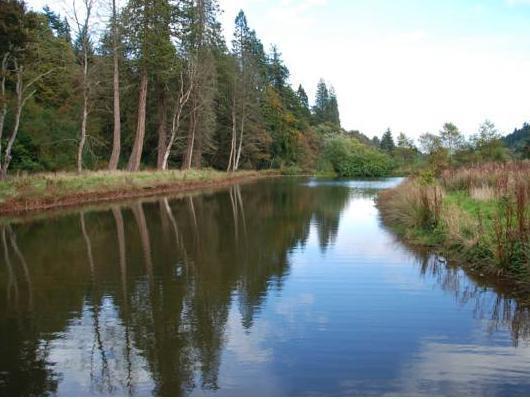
[0,169,271,206]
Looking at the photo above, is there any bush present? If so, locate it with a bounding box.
[323,136,393,177]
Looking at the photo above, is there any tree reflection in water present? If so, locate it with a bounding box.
[389,232,530,346]
[1,178,529,396]
[0,179,351,395]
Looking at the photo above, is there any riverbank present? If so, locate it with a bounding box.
[0,169,278,215]
[377,161,530,281]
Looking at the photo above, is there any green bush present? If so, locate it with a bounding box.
[323,136,393,177]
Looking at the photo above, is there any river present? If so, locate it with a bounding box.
[1,177,530,396]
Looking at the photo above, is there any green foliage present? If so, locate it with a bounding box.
[379,128,395,153]
[504,122,530,159]
[312,79,340,126]
[323,136,393,177]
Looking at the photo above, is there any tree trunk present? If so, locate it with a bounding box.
[162,104,183,170]
[156,92,167,170]
[1,65,23,180]
[127,71,148,171]
[77,56,89,173]
[108,0,121,171]
[162,63,195,170]
[0,53,9,166]
[227,102,237,172]
[182,98,197,170]
[192,127,202,168]
[234,111,245,171]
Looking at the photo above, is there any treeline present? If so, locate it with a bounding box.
[370,119,529,176]
[504,123,530,158]
[0,0,356,178]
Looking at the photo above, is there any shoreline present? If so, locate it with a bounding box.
[376,166,530,289]
[0,169,280,217]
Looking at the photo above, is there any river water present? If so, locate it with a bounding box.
[1,177,530,396]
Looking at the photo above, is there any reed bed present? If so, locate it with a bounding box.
[378,161,530,278]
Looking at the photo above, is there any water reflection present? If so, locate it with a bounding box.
[389,233,530,346]
[0,179,351,395]
[1,177,530,396]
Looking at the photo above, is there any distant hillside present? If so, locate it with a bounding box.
[504,123,530,158]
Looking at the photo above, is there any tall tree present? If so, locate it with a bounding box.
[0,1,55,179]
[122,0,174,171]
[108,0,122,170]
[180,0,222,170]
[326,86,340,126]
[380,128,395,153]
[472,120,506,161]
[226,10,266,171]
[72,0,95,173]
[296,84,309,110]
[439,122,464,158]
[313,78,329,124]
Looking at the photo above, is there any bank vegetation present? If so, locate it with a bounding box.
[378,161,530,279]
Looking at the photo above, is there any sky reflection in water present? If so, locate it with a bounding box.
[1,177,530,396]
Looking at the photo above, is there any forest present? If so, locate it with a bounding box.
[0,0,356,178]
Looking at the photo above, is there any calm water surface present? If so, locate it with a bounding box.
[2,177,530,396]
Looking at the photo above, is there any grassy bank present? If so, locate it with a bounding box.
[377,161,530,279]
[0,169,278,215]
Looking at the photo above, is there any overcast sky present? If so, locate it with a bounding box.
[27,0,530,138]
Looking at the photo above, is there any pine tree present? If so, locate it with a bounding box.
[380,128,395,153]
[313,79,329,124]
[326,86,340,126]
[296,85,309,110]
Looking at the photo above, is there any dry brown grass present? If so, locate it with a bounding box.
[378,161,530,276]
[378,179,444,230]
[470,185,496,201]
[440,161,530,195]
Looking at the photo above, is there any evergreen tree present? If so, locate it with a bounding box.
[267,45,289,93]
[313,79,329,124]
[326,86,340,126]
[43,5,71,42]
[296,85,309,110]
[380,128,395,153]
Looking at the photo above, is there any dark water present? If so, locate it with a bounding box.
[2,177,530,396]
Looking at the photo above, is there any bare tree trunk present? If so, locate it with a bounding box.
[77,53,89,173]
[0,53,9,165]
[108,0,121,170]
[182,97,197,170]
[156,92,167,170]
[127,71,148,171]
[234,110,245,171]
[74,0,93,174]
[1,62,24,180]
[161,63,195,170]
[227,104,236,172]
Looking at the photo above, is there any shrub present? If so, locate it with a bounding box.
[323,136,393,177]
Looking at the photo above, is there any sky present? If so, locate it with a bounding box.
[27,0,530,139]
